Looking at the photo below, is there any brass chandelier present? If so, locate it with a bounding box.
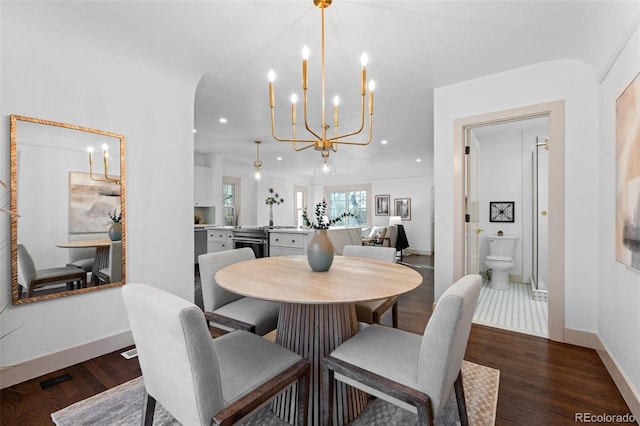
[252,140,264,181]
[87,144,120,185]
[267,0,375,166]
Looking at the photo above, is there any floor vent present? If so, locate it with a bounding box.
[40,373,72,389]
[121,348,138,359]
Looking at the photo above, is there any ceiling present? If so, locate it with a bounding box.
[11,1,639,182]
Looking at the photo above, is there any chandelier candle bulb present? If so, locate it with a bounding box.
[268,70,275,107]
[333,96,339,128]
[291,93,297,125]
[368,80,375,115]
[302,46,309,90]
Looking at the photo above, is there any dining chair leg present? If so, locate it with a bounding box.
[392,301,399,328]
[416,402,435,426]
[297,366,310,426]
[324,366,335,426]
[141,391,156,426]
[454,370,469,426]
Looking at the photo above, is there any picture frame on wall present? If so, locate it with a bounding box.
[615,72,640,272]
[375,194,390,215]
[394,198,411,220]
[490,201,515,223]
[69,171,121,233]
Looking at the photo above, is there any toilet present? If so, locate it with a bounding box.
[485,235,518,290]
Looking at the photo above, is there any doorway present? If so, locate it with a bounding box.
[453,100,565,342]
[465,117,549,337]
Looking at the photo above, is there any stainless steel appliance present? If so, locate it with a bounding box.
[231,226,298,258]
[231,227,269,258]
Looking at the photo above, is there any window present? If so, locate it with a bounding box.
[324,184,371,227]
[223,177,241,226]
[294,185,308,227]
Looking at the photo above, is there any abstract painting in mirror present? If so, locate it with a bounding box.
[10,115,126,304]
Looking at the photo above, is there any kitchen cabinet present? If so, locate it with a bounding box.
[194,166,212,206]
[207,228,233,253]
[194,228,207,263]
[269,231,309,256]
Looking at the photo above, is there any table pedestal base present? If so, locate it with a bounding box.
[271,303,368,425]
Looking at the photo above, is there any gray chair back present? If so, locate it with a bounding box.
[198,247,255,312]
[109,241,122,282]
[386,225,399,248]
[17,244,36,286]
[123,283,225,426]
[343,244,396,263]
[418,274,481,416]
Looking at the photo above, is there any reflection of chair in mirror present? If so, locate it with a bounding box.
[17,244,87,298]
[122,283,310,426]
[66,246,96,273]
[94,241,122,285]
[343,245,399,328]
[324,275,481,426]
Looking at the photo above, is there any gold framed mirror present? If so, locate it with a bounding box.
[10,115,126,305]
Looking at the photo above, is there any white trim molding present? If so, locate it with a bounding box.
[596,336,640,421]
[0,331,133,389]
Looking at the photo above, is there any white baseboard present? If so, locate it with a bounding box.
[405,249,432,256]
[0,331,133,389]
[595,336,640,421]
[563,327,598,349]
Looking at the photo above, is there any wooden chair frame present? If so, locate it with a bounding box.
[323,355,468,426]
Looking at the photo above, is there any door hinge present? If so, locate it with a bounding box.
[465,214,470,223]
[465,146,470,155]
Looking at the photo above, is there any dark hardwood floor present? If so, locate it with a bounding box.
[1,255,633,425]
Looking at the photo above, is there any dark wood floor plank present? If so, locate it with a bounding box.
[0,255,632,425]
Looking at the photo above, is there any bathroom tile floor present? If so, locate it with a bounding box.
[473,280,548,338]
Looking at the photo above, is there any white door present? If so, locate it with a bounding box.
[465,137,482,274]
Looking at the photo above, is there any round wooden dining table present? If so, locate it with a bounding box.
[215,254,423,425]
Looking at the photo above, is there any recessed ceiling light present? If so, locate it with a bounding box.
[219,117,227,124]
[381,140,388,145]
[416,158,422,162]
[277,156,283,161]
[193,129,197,133]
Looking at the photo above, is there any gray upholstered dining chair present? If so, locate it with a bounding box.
[343,244,399,328]
[198,247,280,336]
[17,243,87,298]
[323,274,481,426]
[122,283,310,426]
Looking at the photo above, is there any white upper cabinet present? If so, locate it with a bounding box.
[194,165,212,206]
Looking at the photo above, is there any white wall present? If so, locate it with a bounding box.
[476,131,525,279]
[1,5,197,384]
[433,59,600,333]
[597,15,640,412]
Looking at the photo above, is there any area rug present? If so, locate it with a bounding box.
[51,360,499,426]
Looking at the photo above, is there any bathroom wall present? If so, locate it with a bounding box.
[476,129,525,280]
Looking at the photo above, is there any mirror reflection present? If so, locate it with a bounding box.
[10,115,126,304]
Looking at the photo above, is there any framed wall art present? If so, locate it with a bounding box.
[394,198,411,220]
[375,194,390,215]
[490,201,514,223]
[616,72,640,272]
[69,171,121,233]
